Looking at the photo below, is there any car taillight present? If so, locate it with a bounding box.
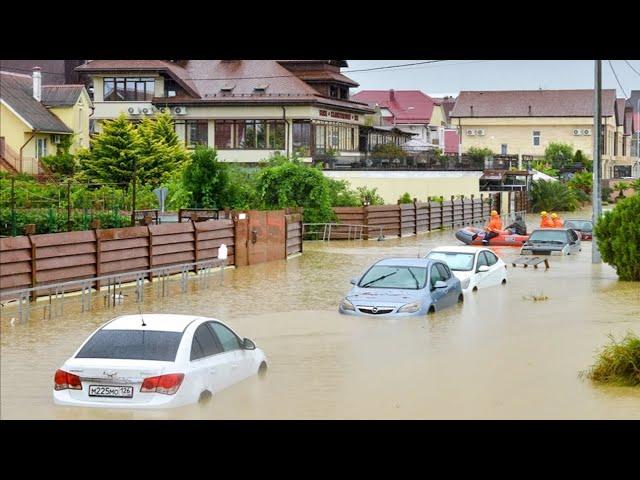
[140,373,184,395]
[54,369,82,390]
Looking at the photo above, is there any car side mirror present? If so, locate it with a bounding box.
[242,338,256,350]
[477,265,490,273]
[350,278,357,285]
[434,280,448,289]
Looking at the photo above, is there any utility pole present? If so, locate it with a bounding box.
[592,60,602,264]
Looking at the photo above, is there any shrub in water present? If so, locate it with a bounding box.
[581,332,640,386]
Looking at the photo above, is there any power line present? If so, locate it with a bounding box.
[344,60,445,73]
[346,59,496,74]
[623,59,640,78]
[607,60,629,99]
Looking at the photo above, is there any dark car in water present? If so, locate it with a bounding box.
[563,219,593,240]
[520,228,581,256]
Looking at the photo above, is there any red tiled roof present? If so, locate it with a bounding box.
[351,90,436,124]
[450,89,617,117]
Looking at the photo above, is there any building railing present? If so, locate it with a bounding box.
[313,153,485,171]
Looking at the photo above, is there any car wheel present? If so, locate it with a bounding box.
[502,278,507,285]
[427,305,436,314]
[458,294,464,304]
[472,286,478,292]
[258,362,268,378]
[198,390,213,404]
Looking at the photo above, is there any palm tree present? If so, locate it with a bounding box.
[613,181,629,201]
[530,180,579,212]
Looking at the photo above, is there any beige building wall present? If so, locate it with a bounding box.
[49,89,92,151]
[323,171,482,204]
[453,115,634,179]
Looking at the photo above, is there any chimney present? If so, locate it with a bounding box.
[32,66,42,102]
[389,89,395,101]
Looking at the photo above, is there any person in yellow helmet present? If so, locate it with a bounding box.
[483,210,503,245]
[551,212,564,228]
[539,211,554,228]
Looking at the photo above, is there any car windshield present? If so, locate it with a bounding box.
[529,230,567,243]
[75,330,183,361]
[426,252,475,271]
[564,220,592,231]
[358,265,427,289]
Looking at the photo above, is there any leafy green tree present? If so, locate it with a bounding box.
[530,179,579,212]
[255,159,334,223]
[573,149,592,172]
[398,192,413,204]
[531,160,559,178]
[80,113,141,185]
[544,142,574,169]
[40,134,77,177]
[466,147,493,160]
[594,194,640,281]
[356,186,385,206]
[370,143,406,159]
[136,113,189,187]
[182,146,234,209]
[630,178,640,192]
[327,178,361,207]
[567,171,593,195]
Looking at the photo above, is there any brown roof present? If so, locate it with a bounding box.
[450,89,617,118]
[41,84,89,107]
[615,98,626,126]
[0,71,73,133]
[78,60,373,113]
[291,70,359,87]
[76,60,199,97]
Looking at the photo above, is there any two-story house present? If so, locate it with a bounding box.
[450,89,636,180]
[75,60,374,165]
[351,90,449,146]
[0,68,92,175]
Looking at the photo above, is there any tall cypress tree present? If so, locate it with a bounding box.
[82,113,141,185]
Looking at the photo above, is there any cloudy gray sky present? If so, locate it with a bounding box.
[345,60,640,98]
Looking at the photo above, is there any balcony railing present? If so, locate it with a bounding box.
[313,153,484,171]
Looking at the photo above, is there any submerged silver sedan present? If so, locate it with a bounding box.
[339,258,463,317]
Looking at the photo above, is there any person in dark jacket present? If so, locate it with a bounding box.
[506,214,527,235]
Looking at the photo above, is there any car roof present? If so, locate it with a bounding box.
[102,314,208,332]
[374,257,434,268]
[428,245,484,254]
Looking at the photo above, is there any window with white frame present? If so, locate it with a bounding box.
[533,130,541,146]
[35,138,47,158]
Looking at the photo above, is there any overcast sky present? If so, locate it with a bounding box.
[345,60,640,98]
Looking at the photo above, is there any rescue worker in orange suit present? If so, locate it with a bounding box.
[483,210,503,245]
[539,211,554,228]
[551,212,564,228]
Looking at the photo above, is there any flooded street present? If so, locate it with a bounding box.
[2,212,639,419]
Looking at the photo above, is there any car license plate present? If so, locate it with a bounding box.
[89,385,134,398]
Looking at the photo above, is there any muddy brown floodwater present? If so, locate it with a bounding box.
[1,212,639,419]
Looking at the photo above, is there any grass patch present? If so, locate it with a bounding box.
[580,332,640,387]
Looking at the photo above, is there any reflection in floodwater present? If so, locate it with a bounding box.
[1,212,639,419]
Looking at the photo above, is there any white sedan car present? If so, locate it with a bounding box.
[53,314,268,409]
[425,246,507,293]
